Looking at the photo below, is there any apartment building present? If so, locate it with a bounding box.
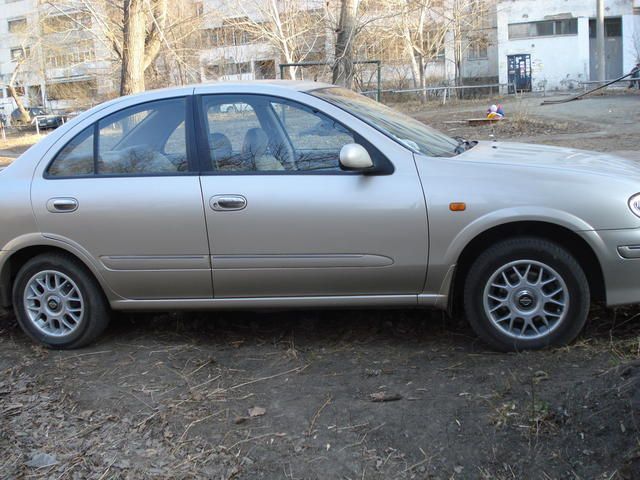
[0,0,113,118]
[3,0,633,114]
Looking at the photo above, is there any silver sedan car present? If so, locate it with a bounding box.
[1,81,638,351]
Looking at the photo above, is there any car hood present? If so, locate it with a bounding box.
[462,141,640,180]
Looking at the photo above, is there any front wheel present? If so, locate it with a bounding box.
[463,237,590,351]
[12,253,111,349]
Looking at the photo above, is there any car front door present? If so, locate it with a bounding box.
[196,91,428,298]
[31,96,212,301]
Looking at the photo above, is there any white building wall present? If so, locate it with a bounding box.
[497,0,637,91]
[498,16,590,91]
[622,13,639,70]
[0,0,38,117]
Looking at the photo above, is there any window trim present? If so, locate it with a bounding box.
[507,18,578,40]
[7,17,27,33]
[194,93,394,176]
[44,95,197,180]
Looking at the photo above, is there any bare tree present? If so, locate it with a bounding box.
[45,0,204,95]
[225,0,326,80]
[119,0,167,94]
[6,52,31,123]
[332,0,360,87]
[393,0,448,93]
[446,0,493,87]
[1,15,39,123]
[148,1,204,87]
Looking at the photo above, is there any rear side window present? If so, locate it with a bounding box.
[47,126,94,177]
[47,97,188,177]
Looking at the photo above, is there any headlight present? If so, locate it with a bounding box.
[629,193,640,218]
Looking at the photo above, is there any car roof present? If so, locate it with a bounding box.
[49,81,338,134]
[197,79,333,91]
[115,80,333,104]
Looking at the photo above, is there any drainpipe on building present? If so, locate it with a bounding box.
[596,0,606,82]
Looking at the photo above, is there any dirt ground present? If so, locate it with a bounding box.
[2,92,640,479]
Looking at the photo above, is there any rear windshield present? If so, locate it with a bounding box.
[309,87,459,157]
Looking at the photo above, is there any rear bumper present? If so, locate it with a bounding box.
[581,228,640,306]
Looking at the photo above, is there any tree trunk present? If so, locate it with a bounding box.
[8,58,30,123]
[418,55,426,103]
[7,85,30,123]
[332,0,359,87]
[120,0,147,95]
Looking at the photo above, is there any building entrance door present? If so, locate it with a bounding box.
[507,54,532,93]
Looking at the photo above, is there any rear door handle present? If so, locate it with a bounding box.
[210,195,247,211]
[46,197,78,213]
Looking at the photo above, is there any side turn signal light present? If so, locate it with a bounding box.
[449,202,466,212]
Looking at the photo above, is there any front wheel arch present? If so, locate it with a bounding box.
[449,221,605,316]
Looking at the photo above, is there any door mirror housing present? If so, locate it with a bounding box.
[339,143,374,171]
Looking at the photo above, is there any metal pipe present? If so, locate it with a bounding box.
[361,83,509,95]
[596,0,606,82]
[376,61,381,102]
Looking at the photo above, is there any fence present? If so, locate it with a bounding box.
[578,78,637,91]
[361,82,516,105]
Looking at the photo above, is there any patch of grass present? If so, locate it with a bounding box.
[0,132,46,153]
[491,401,519,428]
[569,305,640,364]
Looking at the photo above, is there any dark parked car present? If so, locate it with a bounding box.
[11,107,64,129]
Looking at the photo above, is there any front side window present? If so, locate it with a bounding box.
[270,101,354,171]
[201,95,356,173]
[48,97,188,177]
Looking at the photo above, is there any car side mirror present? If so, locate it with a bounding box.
[339,143,374,171]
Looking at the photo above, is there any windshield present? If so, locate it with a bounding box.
[310,87,460,157]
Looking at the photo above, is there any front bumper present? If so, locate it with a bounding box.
[581,228,640,306]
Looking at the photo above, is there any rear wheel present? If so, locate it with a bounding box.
[463,237,590,351]
[12,253,110,349]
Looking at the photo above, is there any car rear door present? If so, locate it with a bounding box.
[31,95,212,301]
[195,90,428,299]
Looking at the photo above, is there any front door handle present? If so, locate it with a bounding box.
[46,197,78,213]
[210,195,247,211]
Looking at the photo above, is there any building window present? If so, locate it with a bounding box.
[508,18,577,39]
[8,17,27,33]
[204,61,252,79]
[588,17,622,38]
[201,18,254,48]
[10,47,29,61]
[468,40,488,60]
[43,12,92,33]
[45,40,95,69]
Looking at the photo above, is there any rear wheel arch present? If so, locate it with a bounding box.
[1,245,108,308]
[450,221,605,316]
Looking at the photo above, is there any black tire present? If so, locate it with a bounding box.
[463,237,590,352]
[12,253,111,349]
